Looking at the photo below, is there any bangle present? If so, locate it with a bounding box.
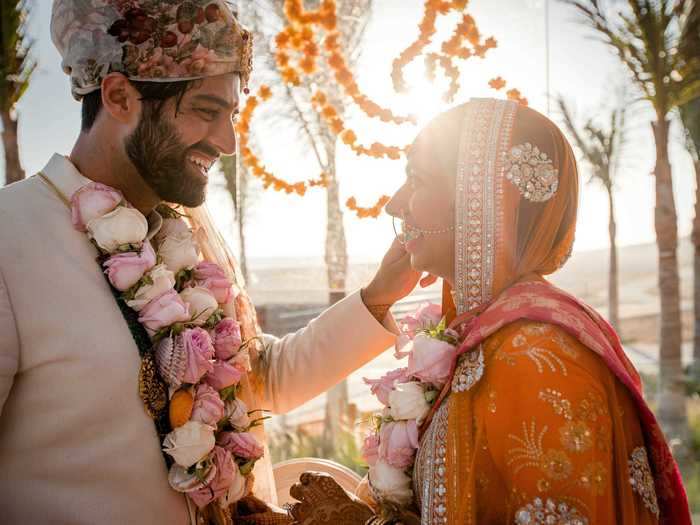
[361,288,391,323]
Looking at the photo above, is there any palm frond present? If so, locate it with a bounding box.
[561,0,699,116]
[0,0,35,112]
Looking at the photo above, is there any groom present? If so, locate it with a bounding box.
[0,1,419,523]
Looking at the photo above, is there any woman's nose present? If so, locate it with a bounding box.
[385,183,409,218]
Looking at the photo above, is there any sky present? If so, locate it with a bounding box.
[4,0,697,263]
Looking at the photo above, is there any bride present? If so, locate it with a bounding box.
[289,98,691,524]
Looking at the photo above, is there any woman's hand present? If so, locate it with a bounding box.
[288,471,374,524]
[362,239,422,308]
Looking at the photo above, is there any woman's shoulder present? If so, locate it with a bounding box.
[480,319,612,386]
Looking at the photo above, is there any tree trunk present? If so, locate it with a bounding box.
[237,163,250,284]
[652,118,689,458]
[322,141,349,456]
[691,159,700,385]
[222,156,250,284]
[1,109,24,186]
[606,185,620,331]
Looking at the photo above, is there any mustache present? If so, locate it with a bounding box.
[188,142,218,159]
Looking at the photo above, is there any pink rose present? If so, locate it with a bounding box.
[187,446,237,509]
[139,289,190,337]
[400,302,443,336]
[378,420,419,469]
[407,333,457,388]
[71,182,123,232]
[363,367,408,406]
[210,318,242,360]
[205,360,243,391]
[191,383,225,427]
[362,433,380,467]
[217,431,264,460]
[103,241,157,291]
[194,262,234,304]
[181,328,215,384]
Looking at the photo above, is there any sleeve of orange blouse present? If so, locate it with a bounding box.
[481,322,616,524]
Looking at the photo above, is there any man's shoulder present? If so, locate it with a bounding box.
[0,176,44,212]
[0,176,70,246]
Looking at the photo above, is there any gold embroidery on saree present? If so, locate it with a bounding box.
[451,346,485,393]
[577,462,607,496]
[497,345,568,375]
[540,449,573,480]
[514,497,589,525]
[538,389,574,420]
[415,401,450,524]
[628,446,660,517]
[507,419,548,475]
[559,420,593,453]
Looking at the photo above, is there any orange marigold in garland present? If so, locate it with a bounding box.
[310,89,407,160]
[392,0,467,93]
[346,195,391,219]
[236,86,328,196]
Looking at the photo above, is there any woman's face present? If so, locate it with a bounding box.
[386,129,456,284]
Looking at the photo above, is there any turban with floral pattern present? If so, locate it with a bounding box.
[51,0,253,100]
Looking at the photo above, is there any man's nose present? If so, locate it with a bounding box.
[210,119,237,156]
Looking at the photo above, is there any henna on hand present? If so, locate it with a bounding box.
[288,471,375,525]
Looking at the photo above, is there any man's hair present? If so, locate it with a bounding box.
[81,79,195,131]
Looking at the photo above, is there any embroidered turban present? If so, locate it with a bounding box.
[50,0,253,100]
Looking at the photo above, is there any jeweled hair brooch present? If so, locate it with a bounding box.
[504,142,559,202]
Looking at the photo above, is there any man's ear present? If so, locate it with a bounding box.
[100,73,141,126]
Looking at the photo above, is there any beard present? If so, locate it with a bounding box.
[124,104,209,207]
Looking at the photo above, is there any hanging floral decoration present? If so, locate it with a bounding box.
[346,195,392,219]
[488,76,529,106]
[235,0,528,218]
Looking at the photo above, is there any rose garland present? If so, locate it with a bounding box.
[70,182,265,512]
[361,304,459,514]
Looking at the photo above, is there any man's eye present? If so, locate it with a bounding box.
[196,108,218,120]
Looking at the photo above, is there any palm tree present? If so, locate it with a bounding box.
[676,0,700,384]
[239,0,372,454]
[563,0,700,449]
[682,100,700,384]
[0,0,35,186]
[557,96,626,331]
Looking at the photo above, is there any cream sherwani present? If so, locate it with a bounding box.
[0,154,396,524]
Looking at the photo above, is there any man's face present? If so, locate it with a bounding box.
[124,74,240,207]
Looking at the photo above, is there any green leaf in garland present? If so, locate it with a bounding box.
[220,384,237,402]
[238,460,256,476]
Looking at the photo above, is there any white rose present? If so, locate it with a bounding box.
[126,264,176,311]
[87,206,148,253]
[225,398,251,431]
[167,462,215,493]
[180,287,218,325]
[159,232,199,274]
[162,421,215,468]
[221,464,247,506]
[155,218,191,244]
[389,382,430,424]
[368,460,413,506]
